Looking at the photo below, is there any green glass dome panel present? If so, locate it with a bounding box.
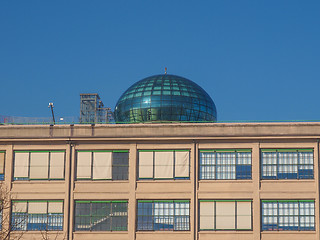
[114,74,217,123]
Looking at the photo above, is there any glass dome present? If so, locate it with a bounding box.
[114,74,217,123]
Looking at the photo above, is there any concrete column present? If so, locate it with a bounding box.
[66,142,75,240]
[194,141,199,240]
[190,141,198,240]
[315,140,319,239]
[128,144,137,239]
[2,144,13,234]
[252,142,261,240]
[4,144,13,190]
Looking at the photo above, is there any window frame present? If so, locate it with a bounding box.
[74,200,128,231]
[199,200,252,231]
[11,200,64,231]
[0,151,5,181]
[137,149,190,180]
[260,149,314,180]
[13,150,66,181]
[75,150,129,181]
[261,200,315,231]
[199,149,252,180]
[136,200,190,231]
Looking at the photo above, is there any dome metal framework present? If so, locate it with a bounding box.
[114,74,217,123]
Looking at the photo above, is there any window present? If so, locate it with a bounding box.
[0,151,5,180]
[137,200,190,231]
[11,200,63,231]
[138,150,189,180]
[13,151,65,181]
[199,200,252,230]
[261,200,315,231]
[199,149,251,180]
[261,149,314,179]
[74,201,128,231]
[76,150,128,180]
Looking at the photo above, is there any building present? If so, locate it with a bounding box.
[0,74,319,240]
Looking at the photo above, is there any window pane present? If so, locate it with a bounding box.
[49,152,65,179]
[112,202,128,231]
[199,152,215,179]
[278,152,298,179]
[138,152,153,179]
[261,150,314,180]
[29,152,49,179]
[91,202,110,231]
[12,201,63,231]
[11,213,27,230]
[216,152,236,180]
[174,202,190,230]
[139,150,190,180]
[74,201,128,232]
[92,152,112,180]
[216,202,235,229]
[0,152,4,177]
[298,152,314,179]
[236,152,252,179]
[75,202,91,231]
[199,201,214,230]
[154,152,174,179]
[14,152,29,179]
[200,150,252,180]
[28,202,47,214]
[154,202,174,230]
[77,152,92,179]
[137,202,153,230]
[261,202,278,231]
[27,214,47,231]
[237,202,252,230]
[48,213,63,230]
[261,200,315,231]
[137,200,190,231]
[112,152,129,180]
[174,152,189,178]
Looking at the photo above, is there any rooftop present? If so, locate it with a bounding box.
[1,121,320,140]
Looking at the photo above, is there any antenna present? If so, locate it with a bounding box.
[165,67,167,75]
[48,102,55,124]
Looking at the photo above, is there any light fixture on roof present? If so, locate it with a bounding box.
[48,102,55,125]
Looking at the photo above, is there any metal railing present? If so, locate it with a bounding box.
[1,115,320,125]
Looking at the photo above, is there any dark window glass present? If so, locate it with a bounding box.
[75,201,128,231]
[112,152,129,180]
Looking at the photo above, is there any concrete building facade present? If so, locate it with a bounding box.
[0,122,319,240]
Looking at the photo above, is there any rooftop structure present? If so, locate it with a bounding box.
[114,74,217,123]
[80,93,108,123]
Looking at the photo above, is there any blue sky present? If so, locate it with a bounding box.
[0,1,319,122]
